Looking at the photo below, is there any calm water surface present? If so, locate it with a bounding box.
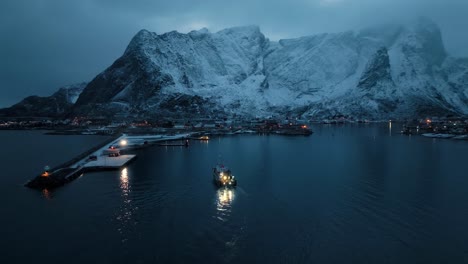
[1,125,468,263]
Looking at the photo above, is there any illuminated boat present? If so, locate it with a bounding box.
[213,164,237,187]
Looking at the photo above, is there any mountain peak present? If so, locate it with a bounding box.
[132,29,154,41]
[400,17,447,66]
[412,16,440,32]
[191,27,210,34]
[125,29,157,54]
[188,27,211,40]
[358,18,446,66]
[216,25,261,36]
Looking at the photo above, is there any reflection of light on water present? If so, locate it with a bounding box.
[216,188,235,213]
[116,167,136,242]
[214,188,244,256]
[218,188,234,206]
[42,189,51,200]
[389,121,392,136]
[120,167,129,191]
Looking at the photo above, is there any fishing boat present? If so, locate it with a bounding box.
[213,163,237,187]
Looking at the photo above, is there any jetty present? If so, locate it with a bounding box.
[25,133,192,190]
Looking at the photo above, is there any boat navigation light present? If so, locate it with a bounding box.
[120,139,128,146]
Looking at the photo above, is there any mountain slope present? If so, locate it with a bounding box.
[73,19,467,119]
[0,83,86,117]
[3,18,467,120]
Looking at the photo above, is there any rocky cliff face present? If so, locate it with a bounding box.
[3,18,468,119]
[358,47,394,90]
[73,26,269,117]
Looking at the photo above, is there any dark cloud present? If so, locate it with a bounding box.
[1,0,467,107]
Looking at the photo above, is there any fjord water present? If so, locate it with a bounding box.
[2,125,468,263]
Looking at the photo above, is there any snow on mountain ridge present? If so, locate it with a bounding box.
[73,20,468,119]
[0,82,87,117]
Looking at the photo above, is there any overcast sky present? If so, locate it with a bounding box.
[1,0,467,107]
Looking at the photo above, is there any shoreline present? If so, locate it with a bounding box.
[22,120,468,191]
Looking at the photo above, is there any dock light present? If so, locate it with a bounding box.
[120,139,128,146]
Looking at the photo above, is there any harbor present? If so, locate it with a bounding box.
[399,118,468,140]
[23,117,468,190]
[25,133,192,189]
[5,121,468,263]
[22,119,315,190]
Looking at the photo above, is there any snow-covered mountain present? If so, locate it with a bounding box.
[73,18,468,119]
[0,83,86,117]
[74,25,269,118]
[5,18,468,119]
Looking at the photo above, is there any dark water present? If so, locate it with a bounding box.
[2,125,468,263]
